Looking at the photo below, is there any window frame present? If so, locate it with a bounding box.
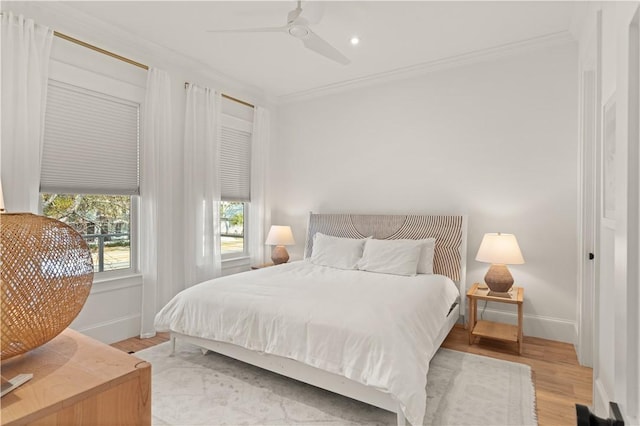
[40,56,144,280]
[219,111,253,262]
[38,194,139,280]
[220,200,249,261]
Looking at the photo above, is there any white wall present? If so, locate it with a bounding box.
[272,41,579,343]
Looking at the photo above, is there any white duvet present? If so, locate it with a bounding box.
[154,261,459,425]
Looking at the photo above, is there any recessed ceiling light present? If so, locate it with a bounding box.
[350,36,360,46]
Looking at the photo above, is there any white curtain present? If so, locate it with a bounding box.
[0,12,53,213]
[184,84,221,286]
[139,68,173,338]
[249,106,270,265]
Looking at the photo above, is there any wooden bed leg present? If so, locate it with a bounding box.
[396,402,407,426]
[170,336,176,357]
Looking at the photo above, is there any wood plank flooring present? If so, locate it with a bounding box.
[442,326,592,426]
[111,331,170,353]
[113,326,592,425]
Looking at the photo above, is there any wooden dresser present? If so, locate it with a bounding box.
[1,328,151,425]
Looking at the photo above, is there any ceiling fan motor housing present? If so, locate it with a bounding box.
[289,24,309,39]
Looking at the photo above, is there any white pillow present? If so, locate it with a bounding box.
[309,233,368,270]
[414,238,436,274]
[357,239,423,276]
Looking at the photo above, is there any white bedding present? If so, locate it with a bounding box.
[154,260,460,425]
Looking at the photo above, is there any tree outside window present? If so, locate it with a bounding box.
[41,194,131,272]
[220,201,245,255]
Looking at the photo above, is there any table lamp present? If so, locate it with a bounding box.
[265,225,295,264]
[475,232,525,293]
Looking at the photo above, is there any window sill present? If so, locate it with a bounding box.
[221,256,251,276]
[93,271,142,284]
[91,272,143,294]
[222,255,250,264]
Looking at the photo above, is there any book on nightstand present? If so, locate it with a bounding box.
[1,373,33,397]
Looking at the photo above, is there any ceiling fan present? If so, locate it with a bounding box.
[207,1,350,65]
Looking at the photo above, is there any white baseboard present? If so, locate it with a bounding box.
[72,314,141,344]
[481,308,577,344]
[574,322,591,367]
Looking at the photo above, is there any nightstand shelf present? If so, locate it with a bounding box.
[471,320,518,342]
[467,283,524,354]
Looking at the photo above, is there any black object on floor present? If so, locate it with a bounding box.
[576,402,624,426]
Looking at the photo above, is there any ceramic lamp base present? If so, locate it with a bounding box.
[271,245,289,265]
[484,264,514,293]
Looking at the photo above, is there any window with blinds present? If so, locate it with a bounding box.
[40,77,140,275]
[220,121,252,202]
[40,80,140,195]
[219,113,252,257]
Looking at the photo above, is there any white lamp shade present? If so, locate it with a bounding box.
[475,233,525,265]
[265,225,295,246]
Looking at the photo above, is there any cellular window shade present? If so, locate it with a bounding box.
[220,125,251,202]
[40,81,140,195]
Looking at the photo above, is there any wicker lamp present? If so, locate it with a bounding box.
[475,233,525,294]
[1,213,94,361]
[265,225,295,264]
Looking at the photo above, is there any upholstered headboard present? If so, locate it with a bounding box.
[304,213,468,285]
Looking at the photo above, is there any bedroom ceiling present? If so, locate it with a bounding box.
[62,1,575,100]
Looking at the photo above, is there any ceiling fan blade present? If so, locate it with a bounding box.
[302,30,350,65]
[207,26,288,33]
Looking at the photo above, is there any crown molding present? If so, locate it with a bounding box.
[3,1,277,108]
[3,1,575,109]
[278,30,576,105]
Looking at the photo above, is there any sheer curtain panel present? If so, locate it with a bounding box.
[140,68,173,338]
[0,12,52,213]
[184,84,222,286]
[249,106,271,265]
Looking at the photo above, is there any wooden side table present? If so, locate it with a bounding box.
[251,262,275,270]
[467,282,524,354]
[1,328,151,425]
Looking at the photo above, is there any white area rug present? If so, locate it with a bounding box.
[136,341,537,426]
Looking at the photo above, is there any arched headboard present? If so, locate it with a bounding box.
[304,213,468,318]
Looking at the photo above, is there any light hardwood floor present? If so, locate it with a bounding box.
[113,326,592,425]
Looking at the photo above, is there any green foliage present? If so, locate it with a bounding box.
[229,212,243,227]
[220,201,244,226]
[41,194,130,234]
[220,201,244,234]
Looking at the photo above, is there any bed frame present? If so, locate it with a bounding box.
[171,213,468,426]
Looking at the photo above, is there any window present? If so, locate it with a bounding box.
[219,105,253,259]
[41,194,132,273]
[40,67,143,276]
[220,201,245,255]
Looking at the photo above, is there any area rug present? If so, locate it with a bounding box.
[136,341,537,426]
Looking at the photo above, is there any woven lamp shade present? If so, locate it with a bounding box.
[1,213,94,360]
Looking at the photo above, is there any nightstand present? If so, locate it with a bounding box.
[251,262,275,270]
[467,282,524,354]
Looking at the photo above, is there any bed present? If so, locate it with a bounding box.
[155,213,468,426]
